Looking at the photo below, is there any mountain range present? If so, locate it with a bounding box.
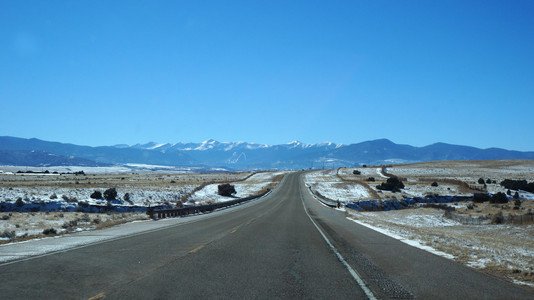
[1,136,533,170]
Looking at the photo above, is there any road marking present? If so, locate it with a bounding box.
[189,245,204,254]
[300,195,377,300]
[88,292,105,300]
[231,229,237,233]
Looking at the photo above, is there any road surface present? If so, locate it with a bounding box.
[1,172,532,299]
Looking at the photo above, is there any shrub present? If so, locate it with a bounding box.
[352,170,361,175]
[42,228,57,235]
[490,192,509,204]
[90,191,102,199]
[486,179,492,184]
[50,193,57,199]
[376,177,405,193]
[124,193,130,202]
[513,191,519,199]
[218,184,236,197]
[431,182,438,187]
[103,188,117,200]
[473,193,490,203]
[506,189,512,196]
[367,177,375,182]
[15,197,24,207]
[478,178,485,184]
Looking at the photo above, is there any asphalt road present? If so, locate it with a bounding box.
[1,172,532,299]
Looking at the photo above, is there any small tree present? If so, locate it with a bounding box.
[104,188,117,201]
[367,177,375,182]
[352,170,361,175]
[513,191,519,199]
[218,184,236,197]
[478,178,485,184]
[431,182,439,187]
[486,178,492,184]
[124,193,130,202]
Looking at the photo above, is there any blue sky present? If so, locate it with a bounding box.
[1,1,533,150]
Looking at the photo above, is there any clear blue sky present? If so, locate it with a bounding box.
[1,1,533,150]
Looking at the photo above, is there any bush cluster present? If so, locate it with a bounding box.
[218,184,236,197]
[376,177,405,193]
[90,191,102,199]
[104,188,117,200]
[473,193,490,203]
[500,179,534,193]
[352,170,361,175]
[490,192,509,204]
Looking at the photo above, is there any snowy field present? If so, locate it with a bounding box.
[304,170,372,202]
[346,208,534,287]
[189,171,287,205]
[0,168,286,243]
[309,160,534,287]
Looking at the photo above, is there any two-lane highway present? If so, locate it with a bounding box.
[1,172,532,299]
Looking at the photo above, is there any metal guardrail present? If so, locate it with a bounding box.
[307,186,338,208]
[149,190,271,219]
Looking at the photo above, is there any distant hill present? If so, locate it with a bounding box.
[0,150,106,167]
[1,136,533,170]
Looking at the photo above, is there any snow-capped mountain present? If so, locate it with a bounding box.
[127,139,342,152]
[2,136,534,170]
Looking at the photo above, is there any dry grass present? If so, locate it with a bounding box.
[347,208,534,286]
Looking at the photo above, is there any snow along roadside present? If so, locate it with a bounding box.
[0,192,272,265]
[346,217,455,260]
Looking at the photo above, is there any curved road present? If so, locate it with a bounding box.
[1,172,532,299]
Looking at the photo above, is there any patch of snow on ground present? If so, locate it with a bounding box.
[188,172,286,205]
[346,208,534,286]
[304,171,370,202]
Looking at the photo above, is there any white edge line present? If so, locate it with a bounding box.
[300,195,377,299]
[346,217,455,260]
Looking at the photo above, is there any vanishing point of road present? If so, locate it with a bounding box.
[1,172,532,299]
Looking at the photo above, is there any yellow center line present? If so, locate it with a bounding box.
[88,292,105,300]
[189,245,204,254]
